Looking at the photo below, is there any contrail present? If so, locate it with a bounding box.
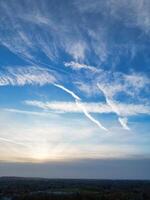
[54,83,81,100]
[118,117,130,130]
[97,83,130,130]
[97,83,119,114]
[0,137,28,147]
[54,83,107,131]
[76,100,108,131]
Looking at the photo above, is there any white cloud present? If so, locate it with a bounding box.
[124,73,150,90]
[97,81,149,130]
[75,81,97,97]
[0,66,56,86]
[64,61,99,72]
[76,68,150,103]
[65,41,86,61]
[21,13,51,26]
[25,100,110,113]
[25,100,150,117]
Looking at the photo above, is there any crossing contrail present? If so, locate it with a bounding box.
[54,83,107,131]
[97,83,130,130]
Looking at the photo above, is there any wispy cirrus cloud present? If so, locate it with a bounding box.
[0,0,149,69]
[25,101,109,114]
[64,41,87,61]
[25,100,150,117]
[0,137,28,148]
[3,108,54,117]
[74,68,150,100]
[64,61,99,72]
[96,71,150,130]
[0,66,56,86]
[0,0,87,65]
[73,69,149,130]
[0,63,149,131]
[75,0,150,34]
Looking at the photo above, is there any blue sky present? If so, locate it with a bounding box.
[0,0,150,178]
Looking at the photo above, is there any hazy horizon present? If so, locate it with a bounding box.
[0,158,150,180]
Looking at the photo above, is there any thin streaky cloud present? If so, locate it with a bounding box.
[0,66,56,86]
[64,61,99,72]
[3,108,54,116]
[0,137,28,148]
[25,100,150,116]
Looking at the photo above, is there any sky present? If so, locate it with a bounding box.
[0,0,150,179]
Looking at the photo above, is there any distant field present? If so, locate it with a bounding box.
[0,177,150,200]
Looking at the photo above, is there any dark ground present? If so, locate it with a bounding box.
[0,177,150,200]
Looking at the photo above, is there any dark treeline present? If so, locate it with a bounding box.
[0,177,150,200]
